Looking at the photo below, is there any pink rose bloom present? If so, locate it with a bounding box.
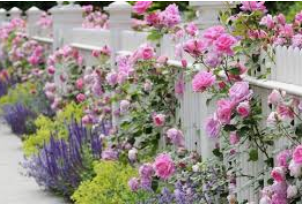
[47,66,55,75]
[166,128,184,147]
[268,89,282,105]
[292,34,302,48]
[216,99,234,124]
[293,145,302,164]
[136,44,155,60]
[183,39,206,57]
[75,78,84,90]
[214,34,237,56]
[160,4,181,28]
[260,14,274,29]
[152,113,165,127]
[276,150,291,167]
[139,163,155,179]
[271,167,286,182]
[145,12,161,27]
[76,93,86,103]
[229,131,240,145]
[185,22,198,36]
[287,185,298,199]
[128,177,140,192]
[203,25,226,41]
[236,101,251,118]
[240,1,267,12]
[288,160,302,177]
[229,82,252,103]
[295,12,302,25]
[277,104,294,120]
[259,196,272,204]
[81,114,94,125]
[205,116,221,138]
[279,24,294,38]
[192,71,216,92]
[156,55,168,65]
[275,13,286,25]
[133,1,152,15]
[154,153,175,180]
[271,193,287,204]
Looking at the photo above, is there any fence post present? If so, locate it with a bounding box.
[0,8,7,25]
[26,6,42,37]
[49,3,83,51]
[9,7,22,20]
[188,1,235,159]
[104,1,132,128]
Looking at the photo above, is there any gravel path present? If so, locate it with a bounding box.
[0,121,65,204]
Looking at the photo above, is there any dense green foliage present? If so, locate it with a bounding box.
[72,161,149,204]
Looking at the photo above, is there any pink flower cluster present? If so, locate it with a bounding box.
[82,5,109,29]
[260,145,302,203]
[205,82,252,138]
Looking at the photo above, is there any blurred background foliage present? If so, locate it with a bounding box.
[0,1,301,22]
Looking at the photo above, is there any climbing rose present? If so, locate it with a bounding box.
[214,34,237,56]
[216,99,234,124]
[154,153,175,180]
[276,150,291,167]
[106,72,118,86]
[205,116,221,138]
[287,185,298,199]
[277,104,294,120]
[236,101,251,118]
[288,160,301,177]
[135,44,155,60]
[240,1,266,12]
[260,14,275,29]
[229,82,252,103]
[75,78,84,90]
[128,177,140,192]
[203,25,226,41]
[292,34,302,48]
[229,131,240,145]
[76,93,86,103]
[192,71,216,92]
[183,39,206,57]
[293,145,302,164]
[271,167,286,182]
[166,128,184,147]
[268,89,282,105]
[160,4,181,28]
[295,12,302,25]
[133,1,152,15]
[152,113,165,127]
[185,22,198,36]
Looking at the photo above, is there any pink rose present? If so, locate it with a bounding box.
[268,89,282,105]
[292,34,302,48]
[136,44,155,60]
[229,131,240,145]
[152,113,165,127]
[279,24,294,38]
[271,167,286,182]
[287,185,298,199]
[183,39,206,57]
[192,71,216,92]
[205,116,221,138]
[185,22,198,36]
[76,93,86,103]
[128,177,140,192]
[260,14,274,29]
[203,25,226,41]
[236,101,251,118]
[216,99,234,124]
[106,72,118,86]
[240,1,266,12]
[229,82,252,103]
[214,34,237,56]
[293,145,302,164]
[166,128,184,147]
[75,78,84,90]
[295,12,302,25]
[154,153,175,180]
[276,150,291,167]
[160,4,181,28]
[277,104,294,120]
[133,1,152,15]
[275,13,286,25]
[288,160,302,177]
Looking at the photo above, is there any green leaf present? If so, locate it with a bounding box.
[147,30,163,42]
[212,148,223,159]
[223,124,237,132]
[248,149,258,161]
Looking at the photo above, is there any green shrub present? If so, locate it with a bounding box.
[72,161,149,204]
[22,102,84,156]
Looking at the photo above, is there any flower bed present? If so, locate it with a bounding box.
[0,1,302,204]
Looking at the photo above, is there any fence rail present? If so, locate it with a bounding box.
[0,2,302,203]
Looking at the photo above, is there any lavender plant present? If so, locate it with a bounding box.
[22,119,105,197]
[2,103,36,135]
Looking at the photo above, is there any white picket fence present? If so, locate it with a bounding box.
[0,1,302,203]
